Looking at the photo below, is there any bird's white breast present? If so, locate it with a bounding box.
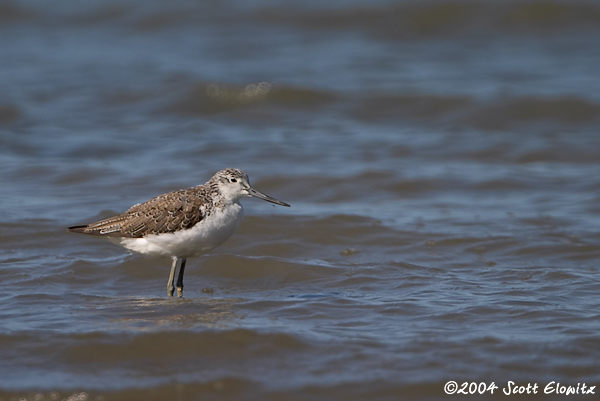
[110,203,244,258]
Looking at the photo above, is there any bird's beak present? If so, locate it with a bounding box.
[247,187,290,207]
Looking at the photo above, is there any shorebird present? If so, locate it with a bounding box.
[68,168,290,297]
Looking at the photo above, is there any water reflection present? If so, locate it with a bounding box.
[90,296,247,331]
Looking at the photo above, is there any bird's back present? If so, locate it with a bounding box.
[68,186,215,238]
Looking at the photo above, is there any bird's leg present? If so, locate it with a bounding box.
[176,258,187,298]
[167,256,178,297]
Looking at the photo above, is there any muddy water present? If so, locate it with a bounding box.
[1,1,599,400]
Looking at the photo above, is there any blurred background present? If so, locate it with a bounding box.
[1,0,599,400]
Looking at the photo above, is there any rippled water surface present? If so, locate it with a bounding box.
[1,0,600,400]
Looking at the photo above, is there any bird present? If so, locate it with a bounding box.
[68,168,290,297]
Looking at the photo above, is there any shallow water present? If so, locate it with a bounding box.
[1,0,600,400]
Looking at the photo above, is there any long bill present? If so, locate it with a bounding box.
[248,187,290,207]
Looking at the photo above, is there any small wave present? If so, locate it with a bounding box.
[462,96,600,130]
[163,82,336,117]
[63,328,308,364]
[351,92,600,129]
[259,1,600,39]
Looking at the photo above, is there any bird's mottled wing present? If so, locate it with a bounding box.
[68,188,208,238]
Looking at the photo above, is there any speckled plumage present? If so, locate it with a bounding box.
[68,168,290,297]
[71,183,217,238]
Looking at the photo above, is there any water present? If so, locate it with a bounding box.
[1,0,600,400]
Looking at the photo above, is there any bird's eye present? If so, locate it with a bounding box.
[229,178,237,183]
